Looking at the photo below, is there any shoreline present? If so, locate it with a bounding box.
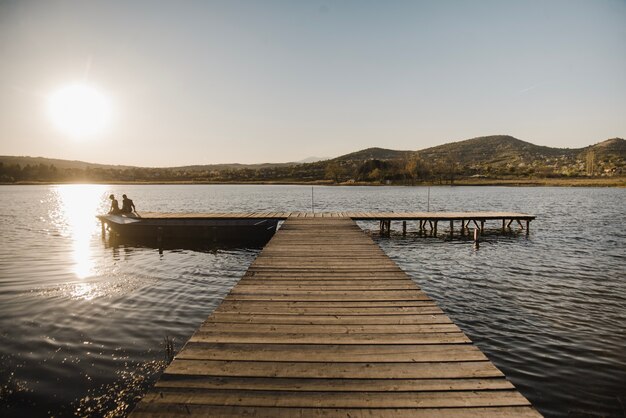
[1,177,625,187]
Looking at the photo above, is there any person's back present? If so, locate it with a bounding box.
[121,194,135,213]
[108,194,121,214]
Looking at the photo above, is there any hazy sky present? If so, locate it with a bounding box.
[1,0,625,166]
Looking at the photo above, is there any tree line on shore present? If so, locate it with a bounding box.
[1,154,621,185]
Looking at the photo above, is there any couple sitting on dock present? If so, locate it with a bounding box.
[108,194,136,215]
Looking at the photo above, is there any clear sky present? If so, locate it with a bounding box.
[1,0,624,167]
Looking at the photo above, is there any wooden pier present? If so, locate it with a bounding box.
[136,211,535,235]
[130,217,541,417]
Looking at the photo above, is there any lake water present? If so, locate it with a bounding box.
[0,184,624,417]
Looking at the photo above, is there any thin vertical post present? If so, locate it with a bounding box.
[157,227,164,254]
[450,220,454,236]
[480,220,485,234]
[526,220,530,234]
[402,221,406,236]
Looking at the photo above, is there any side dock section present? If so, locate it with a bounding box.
[131,217,541,417]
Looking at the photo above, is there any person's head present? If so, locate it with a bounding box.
[109,194,114,200]
[122,194,127,199]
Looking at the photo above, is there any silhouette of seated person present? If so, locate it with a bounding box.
[108,194,121,214]
[121,194,136,214]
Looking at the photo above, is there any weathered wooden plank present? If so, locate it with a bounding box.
[177,343,486,362]
[164,359,503,379]
[154,376,512,391]
[227,290,428,298]
[217,300,438,308]
[139,389,530,408]
[189,331,470,344]
[224,293,431,301]
[205,313,452,324]
[197,323,462,334]
[235,282,420,290]
[132,404,543,418]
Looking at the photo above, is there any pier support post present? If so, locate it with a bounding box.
[402,221,406,236]
[157,227,164,254]
[526,220,530,235]
[433,220,438,236]
[502,219,506,232]
[450,220,454,237]
[480,220,485,234]
[380,220,391,236]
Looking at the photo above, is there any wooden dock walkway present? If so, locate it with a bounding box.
[130,217,541,417]
[139,211,535,222]
[137,211,535,235]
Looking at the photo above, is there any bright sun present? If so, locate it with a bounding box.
[48,83,112,138]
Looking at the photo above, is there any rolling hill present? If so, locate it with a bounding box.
[1,135,624,183]
[333,147,412,162]
[411,135,625,170]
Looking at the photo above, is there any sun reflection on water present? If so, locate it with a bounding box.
[50,184,107,281]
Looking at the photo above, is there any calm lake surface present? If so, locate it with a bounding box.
[0,184,624,417]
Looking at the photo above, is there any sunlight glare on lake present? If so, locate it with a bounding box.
[51,185,107,280]
[47,83,112,139]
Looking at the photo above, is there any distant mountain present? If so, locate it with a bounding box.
[408,135,563,166]
[409,135,625,167]
[334,147,412,162]
[171,162,294,171]
[297,156,329,163]
[0,155,134,170]
[584,137,626,158]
